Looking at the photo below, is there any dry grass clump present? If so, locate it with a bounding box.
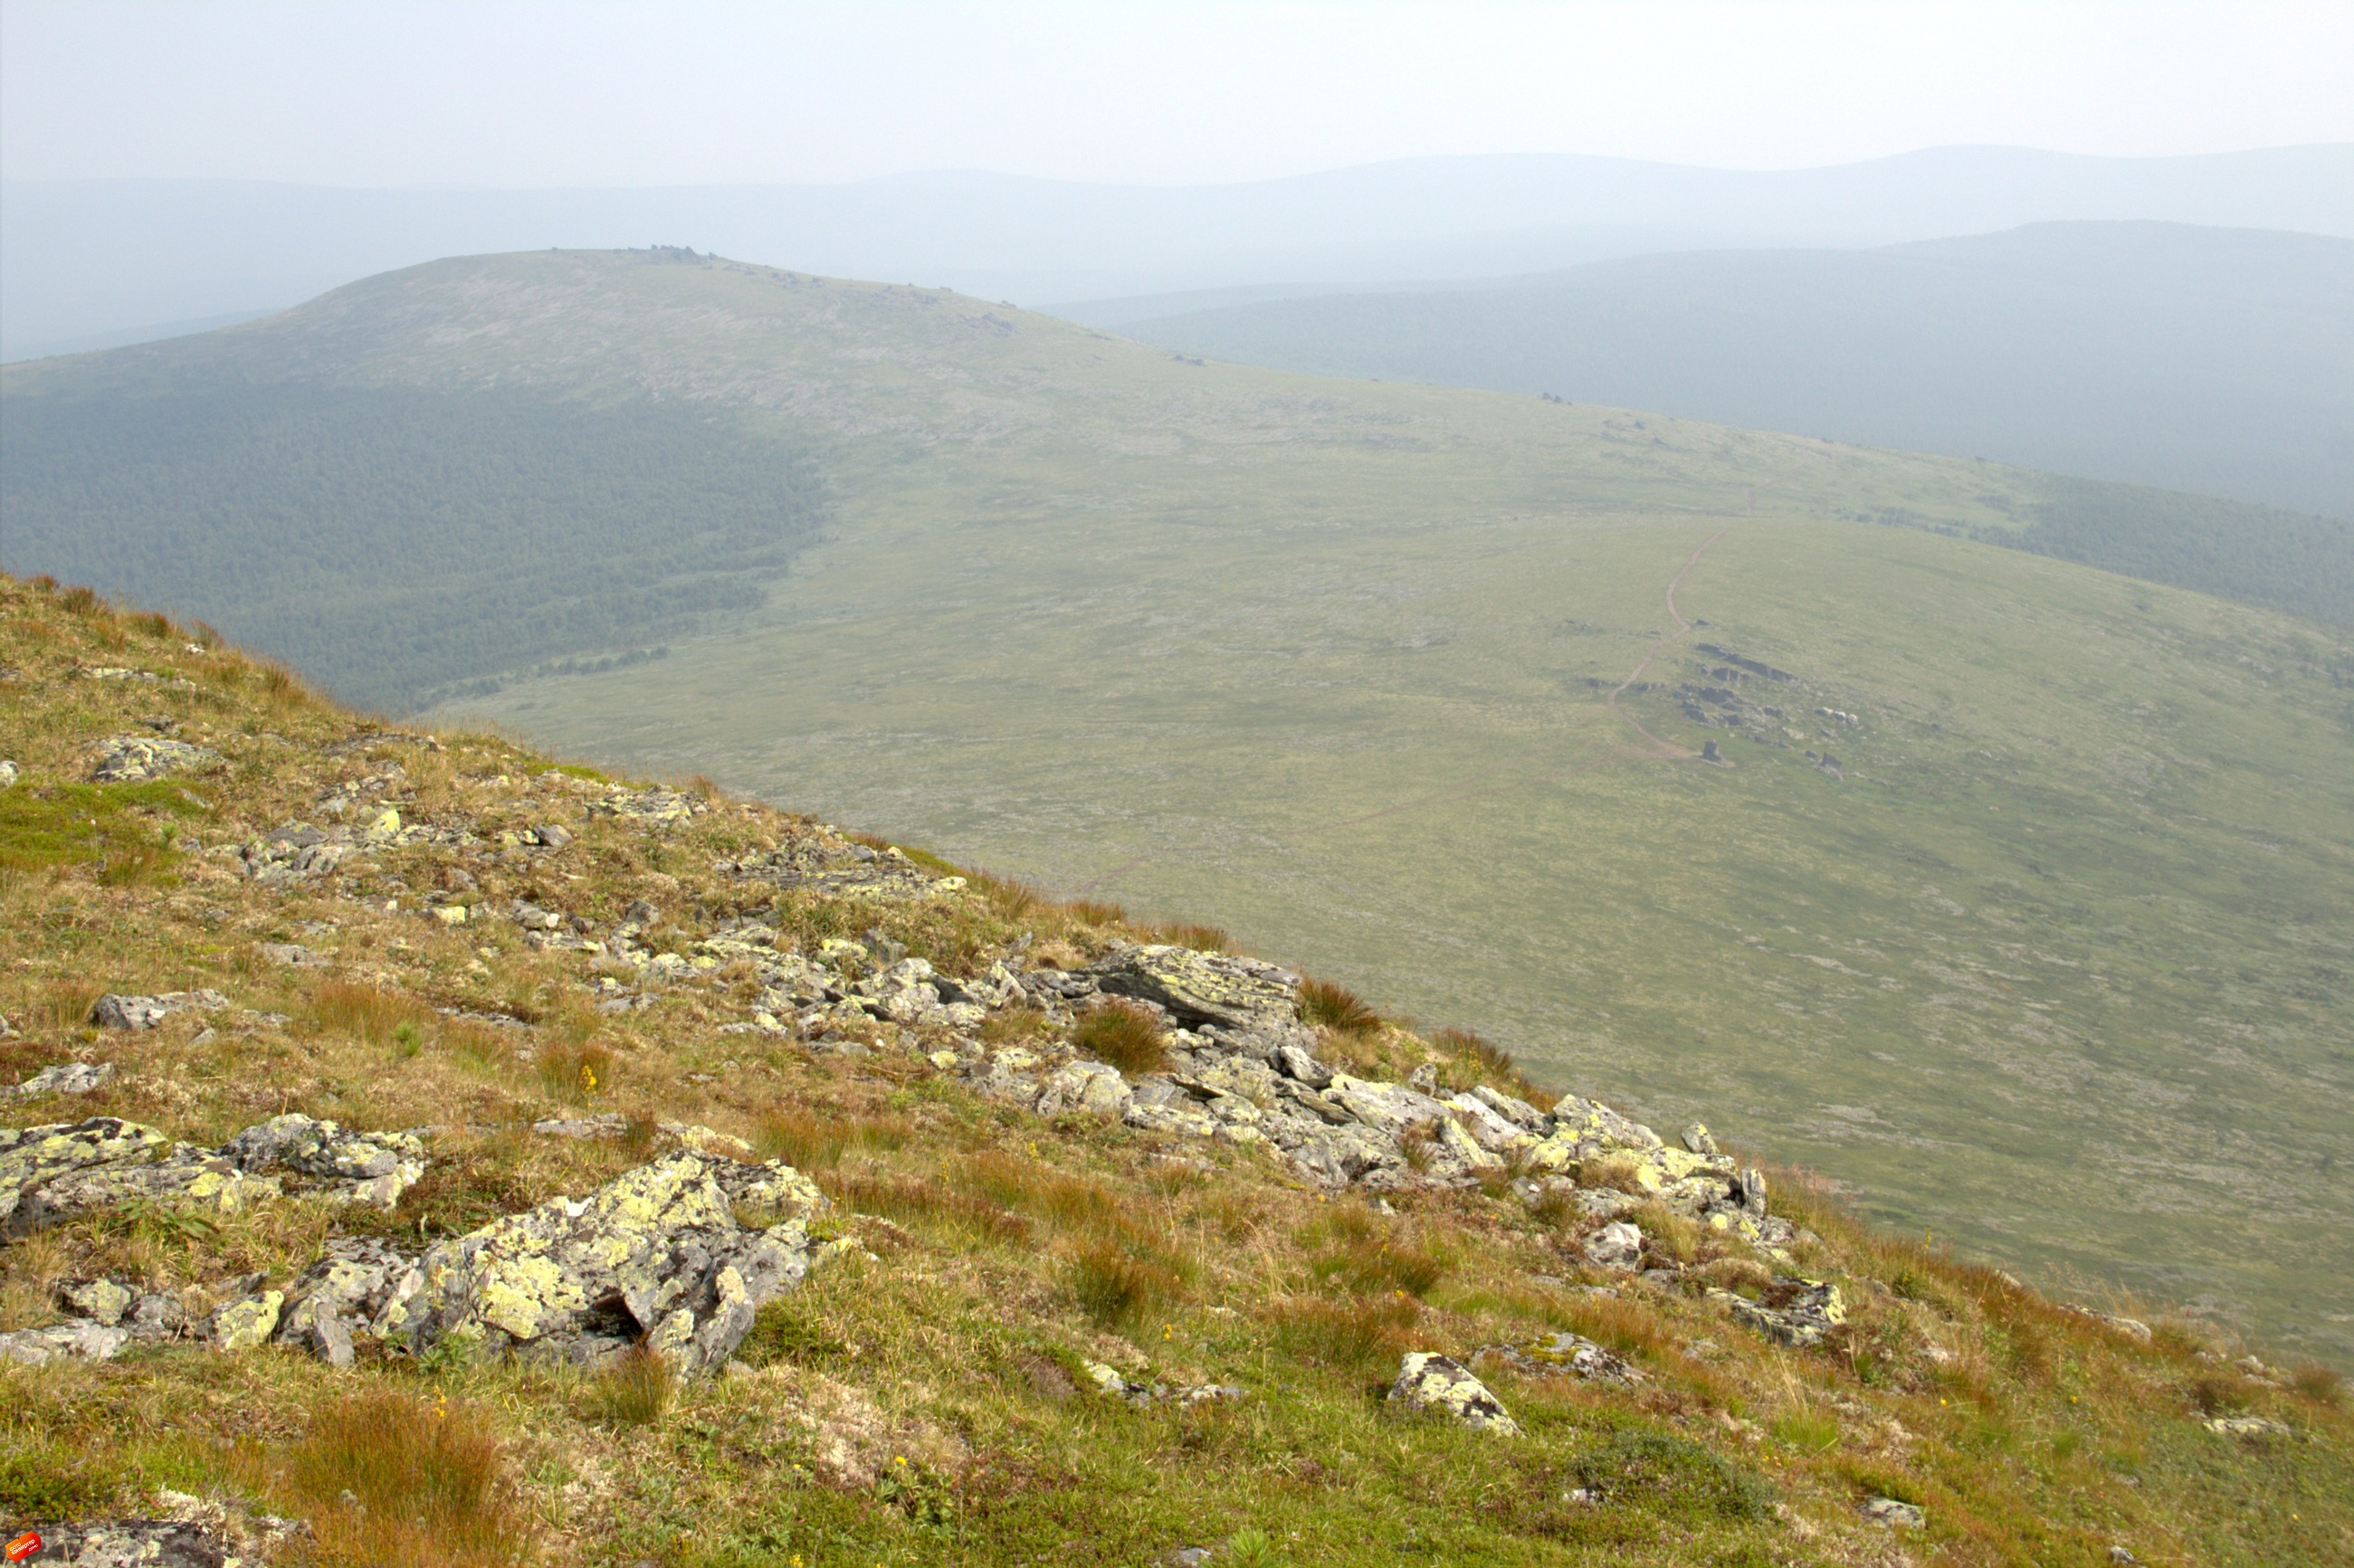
[535,1040,615,1104]
[967,870,1045,921]
[1433,1025,1556,1110]
[1068,1238,1188,1327]
[309,979,434,1049]
[1064,898,1128,928]
[2290,1363,2346,1406]
[1072,999,1167,1075]
[1576,1153,1650,1194]
[586,1344,674,1428]
[1301,1208,1448,1298]
[267,1388,536,1567]
[1141,920,1232,953]
[755,1107,912,1170]
[29,980,106,1035]
[1297,976,1380,1035]
[1264,1292,1421,1371]
[828,1172,1031,1244]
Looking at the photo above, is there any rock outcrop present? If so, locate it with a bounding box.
[364,1151,826,1374]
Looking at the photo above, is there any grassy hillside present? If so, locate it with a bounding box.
[4,250,2350,1376]
[1111,222,2354,539]
[5,575,2350,1566]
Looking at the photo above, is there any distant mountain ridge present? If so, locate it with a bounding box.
[5,142,2349,357]
[1110,221,2354,524]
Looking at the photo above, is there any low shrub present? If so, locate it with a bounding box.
[1571,1428,1775,1522]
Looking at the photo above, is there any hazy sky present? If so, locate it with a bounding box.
[5,1,2350,187]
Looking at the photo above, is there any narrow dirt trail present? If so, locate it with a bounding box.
[1070,527,1730,890]
[1605,527,1726,757]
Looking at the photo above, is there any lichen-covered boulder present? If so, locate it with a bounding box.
[1091,945,1300,1031]
[210,1289,284,1351]
[1,1117,273,1238]
[1037,1060,1130,1117]
[1710,1277,1847,1347]
[1475,1331,1644,1386]
[1387,1352,1520,1435]
[1585,1220,1646,1270]
[276,1237,412,1368]
[90,990,229,1031]
[371,1153,825,1374]
[1318,1074,1454,1140]
[91,736,219,783]
[0,1316,132,1366]
[219,1114,425,1208]
[9,1060,116,1098]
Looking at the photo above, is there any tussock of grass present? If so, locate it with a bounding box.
[1301,1207,1448,1298]
[1071,999,1166,1075]
[1142,920,1233,953]
[1297,976,1380,1035]
[1068,1239,1187,1327]
[1573,1429,1776,1522]
[267,1389,536,1567]
[534,1040,615,1104]
[827,1172,1031,1244]
[586,1345,673,1429]
[1264,1293,1421,1372]
[309,979,434,1049]
[755,1107,911,1170]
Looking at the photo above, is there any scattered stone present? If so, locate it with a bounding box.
[276,1238,413,1368]
[2061,1303,2153,1344]
[0,1316,132,1366]
[590,784,710,826]
[3,1113,434,1237]
[1474,1332,1644,1385]
[1709,1277,1847,1347]
[1862,1497,1925,1528]
[1387,1352,1520,1434]
[2204,1415,2292,1438]
[533,1113,631,1139]
[256,942,328,967]
[9,1060,116,1098]
[211,1289,285,1351]
[91,736,219,784]
[91,990,230,1031]
[1585,1221,1645,1271]
[1681,1122,1719,1155]
[1082,1359,1244,1408]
